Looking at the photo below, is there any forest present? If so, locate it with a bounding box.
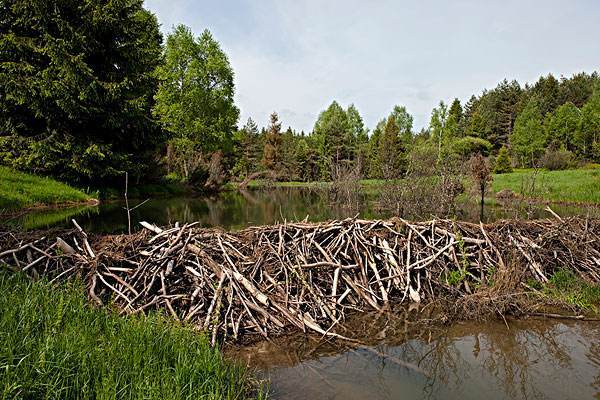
[2,0,599,192]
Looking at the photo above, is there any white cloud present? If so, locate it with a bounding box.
[145,0,600,132]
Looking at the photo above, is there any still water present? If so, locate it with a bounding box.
[233,317,600,400]
[5,188,599,398]
[5,188,599,233]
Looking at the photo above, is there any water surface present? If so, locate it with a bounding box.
[233,318,600,400]
[5,188,598,233]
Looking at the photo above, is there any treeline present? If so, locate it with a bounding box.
[234,72,600,182]
[1,0,598,189]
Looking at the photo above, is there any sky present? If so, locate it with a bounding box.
[144,0,600,132]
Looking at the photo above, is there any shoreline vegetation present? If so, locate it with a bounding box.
[0,273,264,400]
[2,166,599,215]
[0,167,95,212]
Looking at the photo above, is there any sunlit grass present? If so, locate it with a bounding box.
[0,166,92,211]
[0,273,265,399]
[246,168,600,204]
[492,168,600,203]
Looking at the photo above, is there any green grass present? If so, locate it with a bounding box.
[492,168,600,203]
[0,167,93,211]
[0,273,264,399]
[538,270,600,311]
[247,168,600,204]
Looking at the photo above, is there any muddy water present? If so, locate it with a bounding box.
[232,318,600,399]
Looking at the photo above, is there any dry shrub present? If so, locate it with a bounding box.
[379,147,465,218]
[329,162,362,210]
[540,148,574,170]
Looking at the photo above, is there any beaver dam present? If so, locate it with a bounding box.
[1,216,599,344]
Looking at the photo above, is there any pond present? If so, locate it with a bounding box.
[4,187,599,233]
[4,188,599,399]
[232,317,600,400]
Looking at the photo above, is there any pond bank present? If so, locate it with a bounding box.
[0,166,95,211]
[245,167,600,205]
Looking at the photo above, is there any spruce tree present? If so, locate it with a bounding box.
[379,116,402,179]
[494,146,513,174]
[0,0,163,183]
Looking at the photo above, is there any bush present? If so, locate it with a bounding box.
[494,146,513,174]
[450,137,492,158]
[540,148,574,170]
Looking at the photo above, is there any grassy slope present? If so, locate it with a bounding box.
[0,273,262,399]
[0,166,92,211]
[492,168,600,203]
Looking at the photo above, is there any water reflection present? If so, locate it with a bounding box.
[234,319,600,400]
[6,188,599,233]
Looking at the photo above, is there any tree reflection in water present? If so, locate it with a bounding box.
[232,316,600,400]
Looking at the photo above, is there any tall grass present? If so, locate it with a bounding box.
[0,166,91,211]
[0,273,263,399]
[492,168,600,203]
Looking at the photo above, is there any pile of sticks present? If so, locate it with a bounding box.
[1,216,599,343]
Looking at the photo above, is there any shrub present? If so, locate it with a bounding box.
[450,136,492,158]
[540,148,574,170]
[494,146,513,174]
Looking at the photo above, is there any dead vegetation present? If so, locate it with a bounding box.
[1,216,599,344]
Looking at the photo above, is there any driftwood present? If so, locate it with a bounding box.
[1,217,599,344]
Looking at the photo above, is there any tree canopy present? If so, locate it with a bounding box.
[0,0,163,183]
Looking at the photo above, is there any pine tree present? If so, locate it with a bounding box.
[494,146,513,174]
[379,116,402,179]
[262,112,283,172]
[0,0,163,183]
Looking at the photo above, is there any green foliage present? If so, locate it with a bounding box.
[0,0,163,184]
[313,101,350,178]
[493,146,513,174]
[232,118,262,178]
[0,166,91,211]
[530,74,560,116]
[447,98,463,138]
[0,273,260,399]
[540,148,575,171]
[262,112,283,171]
[379,116,403,178]
[544,270,600,311]
[446,269,467,286]
[450,136,492,158]
[510,97,546,166]
[577,88,600,161]
[153,25,238,153]
[429,101,449,158]
[545,102,580,151]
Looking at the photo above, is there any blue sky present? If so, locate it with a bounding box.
[144,0,600,132]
